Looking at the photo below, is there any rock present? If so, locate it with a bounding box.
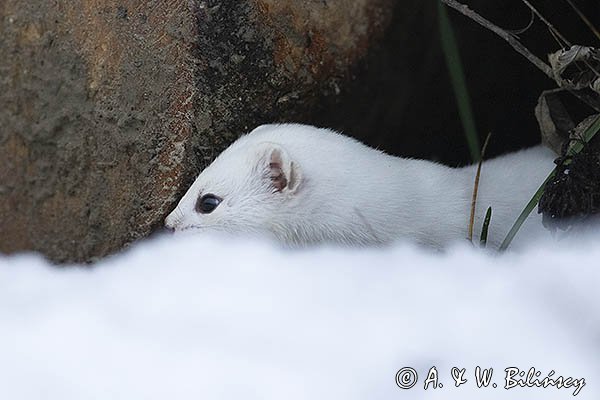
[0,0,394,262]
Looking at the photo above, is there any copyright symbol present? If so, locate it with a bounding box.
[395,367,418,389]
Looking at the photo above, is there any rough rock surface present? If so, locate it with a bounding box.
[0,0,393,262]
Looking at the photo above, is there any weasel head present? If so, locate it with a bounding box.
[164,125,303,240]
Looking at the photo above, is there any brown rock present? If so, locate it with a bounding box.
[0,0,394,262]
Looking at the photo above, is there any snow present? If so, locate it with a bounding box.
[1,232,599,399]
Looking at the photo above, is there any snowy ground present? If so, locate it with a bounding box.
[1,232,599,399]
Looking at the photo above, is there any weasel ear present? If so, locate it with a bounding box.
[260,144,302,194]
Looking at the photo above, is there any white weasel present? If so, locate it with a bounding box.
[165,123,557,249]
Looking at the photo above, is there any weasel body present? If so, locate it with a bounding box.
[165,124,556,249]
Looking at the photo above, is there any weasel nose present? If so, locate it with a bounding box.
[165,205,185,231]
[164,214,178,232]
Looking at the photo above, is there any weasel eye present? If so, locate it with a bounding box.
[195,194,222,214]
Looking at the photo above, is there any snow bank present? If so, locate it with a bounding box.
[1,233,599,399]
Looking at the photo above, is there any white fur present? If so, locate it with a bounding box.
[165,124,557,249]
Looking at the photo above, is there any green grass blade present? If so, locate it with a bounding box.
[499,114,600,251]
[438,1,481,162]
[479,206,492,247]
[498,174,555,251]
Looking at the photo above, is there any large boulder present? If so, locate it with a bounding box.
[0,0,394,262]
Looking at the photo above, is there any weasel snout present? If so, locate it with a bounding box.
[164,206,185,231]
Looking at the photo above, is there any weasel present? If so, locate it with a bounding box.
[165,124,557,249]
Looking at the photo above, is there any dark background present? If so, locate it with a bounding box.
[312,0,600,166]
